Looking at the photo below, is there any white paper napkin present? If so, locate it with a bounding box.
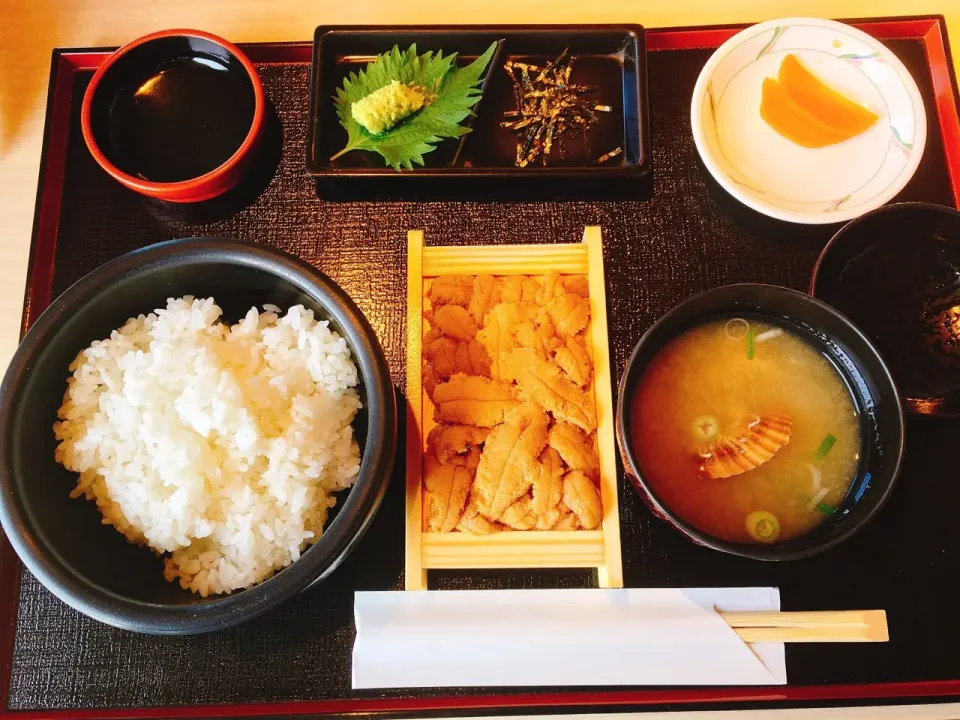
[353,587,785,689]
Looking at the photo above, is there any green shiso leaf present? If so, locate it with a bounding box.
[331,41,497,170]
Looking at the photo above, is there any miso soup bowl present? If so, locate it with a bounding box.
[615,284,905,560]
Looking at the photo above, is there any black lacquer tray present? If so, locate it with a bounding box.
[3,16,960,719]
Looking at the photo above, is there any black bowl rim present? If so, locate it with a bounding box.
[0,238,397,634]
[810,200,960,418]
[615,282,905,561]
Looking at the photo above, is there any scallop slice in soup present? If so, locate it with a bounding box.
[698,414,793,479]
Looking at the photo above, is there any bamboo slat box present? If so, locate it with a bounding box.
[405,226,623,590]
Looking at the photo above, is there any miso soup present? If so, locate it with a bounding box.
[630,317,861,544]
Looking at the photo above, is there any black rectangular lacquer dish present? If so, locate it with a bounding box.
[307,25,651,201]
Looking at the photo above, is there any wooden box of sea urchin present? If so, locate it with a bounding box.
[405,226,623,590]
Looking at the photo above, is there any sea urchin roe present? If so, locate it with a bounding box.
[760,54,879,148]
[351,80,426,135]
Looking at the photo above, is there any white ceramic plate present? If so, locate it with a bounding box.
[691,17,927,225]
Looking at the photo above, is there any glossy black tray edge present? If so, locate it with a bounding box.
[306,24,652,201]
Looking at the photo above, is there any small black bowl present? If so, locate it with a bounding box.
[0,239,396,634]
[615,284,904,560]
[811,202,960,417]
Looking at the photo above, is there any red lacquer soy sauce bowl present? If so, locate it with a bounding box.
[81,29,266,203]
[614,284,905,561]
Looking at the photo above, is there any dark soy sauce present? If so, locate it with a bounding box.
[106,56,255,182]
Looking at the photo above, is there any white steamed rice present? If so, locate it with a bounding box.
[53,296,362,597]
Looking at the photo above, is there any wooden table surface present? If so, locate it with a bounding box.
[1,0,958,370]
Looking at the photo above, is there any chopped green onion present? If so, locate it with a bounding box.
[746,329,756,360]
[813,433,837,461]
[691,415,720,442]
[746,510,780,543]
[806,487,828,512]
[755,328,784,343]
[725,318,749,340]
[816,502,836,516]
[807,463,822,493]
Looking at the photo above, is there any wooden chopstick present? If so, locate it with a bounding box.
[718,610,888,643]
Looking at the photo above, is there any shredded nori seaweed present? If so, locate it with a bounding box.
[501,49,615,167]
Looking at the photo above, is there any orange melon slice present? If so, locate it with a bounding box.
[760,54,879,148]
